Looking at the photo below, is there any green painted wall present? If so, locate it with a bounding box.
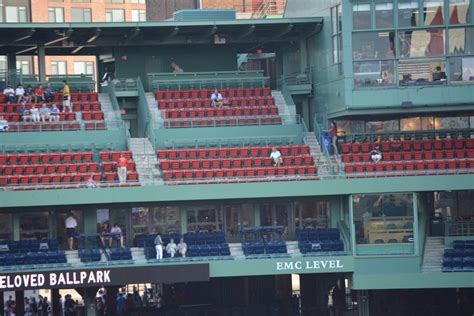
[114,46,238,90]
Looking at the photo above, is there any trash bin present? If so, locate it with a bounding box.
[430,217,443,236]
[320,131,333,155]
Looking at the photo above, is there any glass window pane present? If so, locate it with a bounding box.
[19,7,27,22]
[365,120,400,132]
[449,0,470,24]
[434,116,469,129]
[399,59,446,85]
[6,6,18,23]
[353,194,414,247]
[353,60,395,88]
[353,3,371,29]
[399,29,445,58]
[449,56,474,82]
[331,6,337,35]
[0,214,12,241]
[423,0,444,26]
[332,36,338,63]
[400,117,421,131]
[352,32,396,60]
[20,212,50,240]
[421,116,435,130]
[398,0,421,27]
[375,1,394,28]
[448,27,474,55]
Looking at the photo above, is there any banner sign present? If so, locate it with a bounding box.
[0,264,209,291]
[276,259,345,272]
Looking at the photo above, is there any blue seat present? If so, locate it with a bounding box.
[208,245,220,256]
[386,223,397,230]
[375,239,385,244]
[219,244,231,256]
[215,232,225,244]
[199,245,211,256]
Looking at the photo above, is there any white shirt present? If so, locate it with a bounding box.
[270,151,281,160]
[3,88,14,95]
[211,93,222,101]
[65,216,77,228]
[111,226,122,234]
[15,88,24,96]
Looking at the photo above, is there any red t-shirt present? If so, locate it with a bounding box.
[118,157,128,167]
[331,126,338,137]
[35,88,44,95]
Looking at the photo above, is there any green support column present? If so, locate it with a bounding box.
[254,204,261,227]
[357,290,370,316]
[38,44,46,83]
[12,213,20,241]
[15,291,24,316]
[83,209,97,234]
[7,54,17,85]
[180,208,187,234]
[51,289,60,316]
[299,38,308,72]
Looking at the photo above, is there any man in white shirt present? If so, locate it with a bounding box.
[30,106,40,122]
[0,115,9,132]
[110,223,125,248]
[65,212,78,250]
[3,85,15,103]
[15,84,25,103]
[270,147,283,167]
[211,88,223,108]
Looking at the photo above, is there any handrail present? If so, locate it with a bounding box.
[337,220,352,253]
[137,77,157,146]
[313,114,336,176]
[106,82,123,120]
[162,135,300,149]
[342,128,474,143]
[112,78,138,92]
[444,220,474,237]
[151,77,269,92]
[147,70,264,79]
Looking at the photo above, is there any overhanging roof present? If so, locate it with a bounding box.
[0,17,322,56]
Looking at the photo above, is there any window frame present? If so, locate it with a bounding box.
[50,61,67,76]
[71,7,92,22]
[48,7,65,23]
[331,4,343,65]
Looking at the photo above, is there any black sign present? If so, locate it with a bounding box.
[0,264,209,291]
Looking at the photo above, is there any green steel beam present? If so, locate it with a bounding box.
[1,174,474,209]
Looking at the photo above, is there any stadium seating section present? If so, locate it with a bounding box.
[79,249,102,263]
[109,247,133,261]
[241,226,287,256]
[341,139,474,177]
[0,93,106,132]
[158,145,317,184]
[0,150,139,190]
[156,88,283,128]
[0,239,67,266]
[442,240,474,272]
[296,228,344,253]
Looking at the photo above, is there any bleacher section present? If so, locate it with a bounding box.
[0,240,67,266]
[341,138,474,177]
[109,247,133,261]
[156,88,283,128]
[0,92,106,132]
[241,226,287,256]
[295,228,344,254]
[78,249,102,263]
[157,145,317,184]
[0,150,139,190]
[442,240,474,272]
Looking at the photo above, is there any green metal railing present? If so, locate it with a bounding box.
[137,77,157,145]
[162,135,300,150]
[445,220,474,237]
[313,115,337,176]
[112,78,138,92]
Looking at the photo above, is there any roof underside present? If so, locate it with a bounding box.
[0,18,322,56]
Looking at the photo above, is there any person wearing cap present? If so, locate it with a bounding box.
[3,85,15,103]
[61,80,71,112]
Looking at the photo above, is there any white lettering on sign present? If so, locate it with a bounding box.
[276,260,344,271]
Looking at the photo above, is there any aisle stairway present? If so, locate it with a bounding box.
[272,90,296,124]
[128,138,162,185]
[145,92,163,126]
[304,132,341,179]
[422,237,445,273]
[98,93,122,130]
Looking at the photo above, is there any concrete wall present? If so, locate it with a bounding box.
[146,0,197,21]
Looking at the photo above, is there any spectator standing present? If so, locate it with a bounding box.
[63,295,75,316]
[62,80,71,112]
[44,83,54,103]
[117,154,128,183]
[65,211,78,250]
[3,85,15,103]
[50,104,60,122]
[34,85,45,103]
[154,234,163,260]
[41,297,50,316]
[270,147,283,167]
[177,238,187,257]
[116,293,125,315]
[96,297,105,316]
[39,104,51,122]
[166,238,177,258]
[0,115,9,132]
[15,84,25,103]
[330,121,339,156]
[171,61,184,73]
[210,88,223,108]
[111,223,125,248]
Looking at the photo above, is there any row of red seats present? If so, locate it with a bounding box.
[0,163,99,175]
[163,116,282,129]
[84,121,106,131]
[158,97,275,110]
[156,88,271,100]
[158,146,310,160]
[345,160,474,175]
[163,165,317,180]
[341,139,474,154]
[1,112,76,122]
[81,111,104,121]
[0,171,139,186]
[168,177,318,185]
[99,151,133,161]
[6,122,81,132]
[342,149,474,163]
[0,93,98,104]
[160,155,314,171]
[162,106,278,119]
[8,182,141,191]
[0,152,93,165]
[0,102,101,113]
[102,161,136,172]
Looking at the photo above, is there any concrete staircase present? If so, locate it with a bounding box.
[421,237,445,273]
[304,132,340,179]
[145,92,163,126]
[229,243,245,259]
[128,138,163,185]
[287,241,300,257]
[272,90,296,124]
[131,247,147,264]
[65,250,81,265]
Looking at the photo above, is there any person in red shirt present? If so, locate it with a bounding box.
[330,121,339,156]
[117,154,128,183]
[34,84,45,104]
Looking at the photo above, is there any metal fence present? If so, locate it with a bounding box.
[445,220,474,237]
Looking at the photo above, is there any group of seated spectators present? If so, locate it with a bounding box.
[3,83,55,104]
[154,234,187,259]
[20,104,61,122]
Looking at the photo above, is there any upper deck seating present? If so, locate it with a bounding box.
[296,228,344,253]
[241,226,287,256]
[0,92,106,132]
[156,88,283,128]
[0,150,139,190]
[341,138,474,177]
[442,240,474,272]
[0,239,66,266]
[157,145,317,185]
[185,232,231,257]
[109,247,132,261]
